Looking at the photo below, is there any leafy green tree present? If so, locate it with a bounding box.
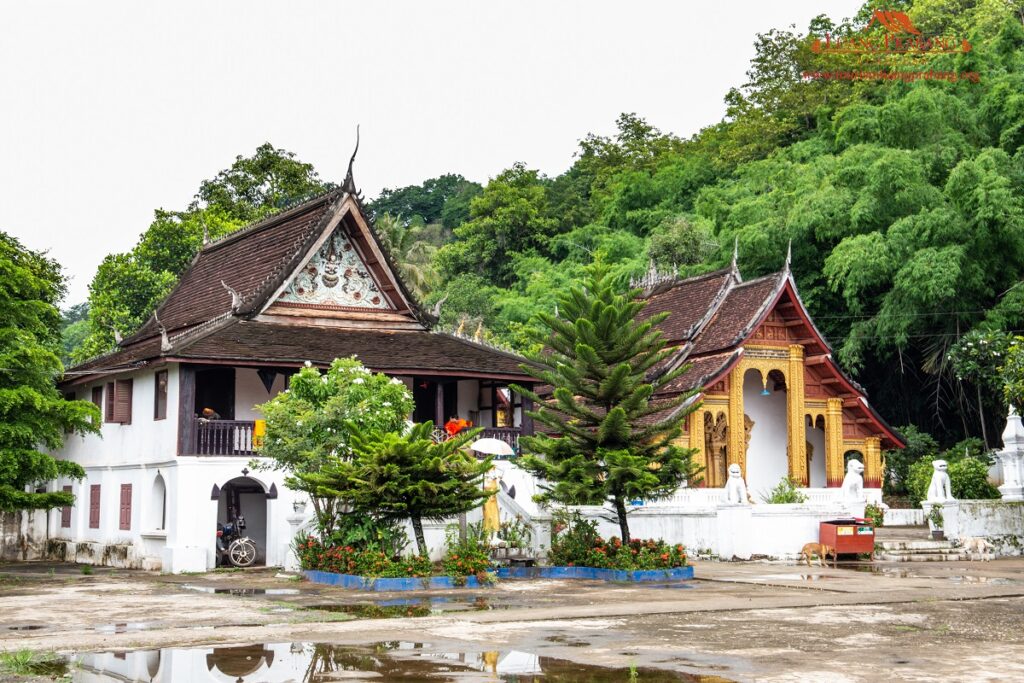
[512,260,701,542]
[0,232,99,511]
[370,174,482,229]
[1004,335,1024,413]
[255,358,413,536]
[59,303,89,366]
[435,163,559,287]
[301,422,492,556]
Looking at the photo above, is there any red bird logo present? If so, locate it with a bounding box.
[867,10,922,34]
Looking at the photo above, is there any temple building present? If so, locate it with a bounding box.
[636,249,904,497]
[49,166,534,572]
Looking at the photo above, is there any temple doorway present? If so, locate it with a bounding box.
[742,368,789,497]
[216,476,268,566]
[806,415,826,487]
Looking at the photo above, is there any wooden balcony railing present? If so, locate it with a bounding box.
[187,419,522,457]
[193,419,257,456]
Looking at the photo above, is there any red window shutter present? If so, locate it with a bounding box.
[154,370,168,420]
[104,383,115,422]
[119,484,132,530]
[113,379,133,424]
[89,485,101,528]
[61,485,73,528]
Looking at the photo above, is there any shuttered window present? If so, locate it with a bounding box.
[89,485,101,528]
[104,380,133,424]
[60,485,73,528]
[154,370,168,420]
[119,484,132,530]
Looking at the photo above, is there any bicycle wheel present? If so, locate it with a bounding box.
[228,537,258,567]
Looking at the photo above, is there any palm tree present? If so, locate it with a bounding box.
[374,213,440,298]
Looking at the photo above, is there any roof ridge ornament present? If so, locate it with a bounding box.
[630,258,675,291]
[784,239,792,272]
[153,312,172,353]
[731,235,742,283]
[342,125,360,195]
[221,280,242,313]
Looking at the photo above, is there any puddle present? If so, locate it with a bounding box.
[94,622,153,634]
[6,624,46,631]
[947,575,1012,585]
[67,642,729,681]
[180,584,301,595]
[303,595,514,618]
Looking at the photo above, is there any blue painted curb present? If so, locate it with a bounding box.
[495,565,694,581]
[302,570,495,591]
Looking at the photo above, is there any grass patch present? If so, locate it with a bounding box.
[0,650,68,677]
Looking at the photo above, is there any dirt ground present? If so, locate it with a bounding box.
[2,557,1024,681]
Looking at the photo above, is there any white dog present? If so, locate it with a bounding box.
[960,536,993,561]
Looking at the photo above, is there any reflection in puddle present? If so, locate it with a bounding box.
[180,585,301,595]
[304,595,513,618]
[750,573,838,582]
[6,624,46,631]
[70,641,734,681]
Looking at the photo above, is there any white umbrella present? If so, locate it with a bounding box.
[469,437,515,457]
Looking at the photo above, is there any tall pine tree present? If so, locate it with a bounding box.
[512,260,700,542]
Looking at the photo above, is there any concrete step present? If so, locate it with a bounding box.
[877,540,955,551]
[876,551,967,562]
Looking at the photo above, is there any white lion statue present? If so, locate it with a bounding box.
[927,459,954,503]
[842,459,865,504]
[724,463,749,505]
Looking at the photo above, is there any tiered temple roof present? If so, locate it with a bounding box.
[66,177,530,385]
[637,259,904,450]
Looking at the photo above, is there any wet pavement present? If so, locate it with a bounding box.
[3,558,1024,681]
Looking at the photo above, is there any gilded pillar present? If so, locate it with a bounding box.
[864,436,882,489]
[727,370,746,476]
[787,345,807,485]
[824,397,844,487]
[688,408,707,486]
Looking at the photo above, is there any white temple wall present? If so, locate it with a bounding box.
[234,368,286,420]
[58,365,180,467]
[742,369,789,498]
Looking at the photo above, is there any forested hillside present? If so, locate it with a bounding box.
[71,0,1024,448]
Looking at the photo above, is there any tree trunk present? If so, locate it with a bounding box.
[613,495,630,543]
[977,384,989,450]
[411,515,427,557]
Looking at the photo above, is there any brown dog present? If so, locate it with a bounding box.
[800,542,836,567]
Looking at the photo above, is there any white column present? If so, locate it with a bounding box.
[998,408,1024,502]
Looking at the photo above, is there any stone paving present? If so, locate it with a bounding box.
[2,557,1024,681]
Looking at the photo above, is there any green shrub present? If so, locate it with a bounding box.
[908,457,1000,507]
[883,425,939,497]
[761,476,808,504]
[864,502,884,527]
[548,510,686,570]
[0,650,66,677]
[442,522,494,580]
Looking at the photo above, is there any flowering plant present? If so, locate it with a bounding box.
[548,510,686,570]
[295,532,432,578]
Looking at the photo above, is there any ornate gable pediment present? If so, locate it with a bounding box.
[277,226,392,310]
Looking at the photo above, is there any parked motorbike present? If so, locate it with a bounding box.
[217,511,258,567]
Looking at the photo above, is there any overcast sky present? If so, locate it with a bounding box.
[1,1,862,304]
